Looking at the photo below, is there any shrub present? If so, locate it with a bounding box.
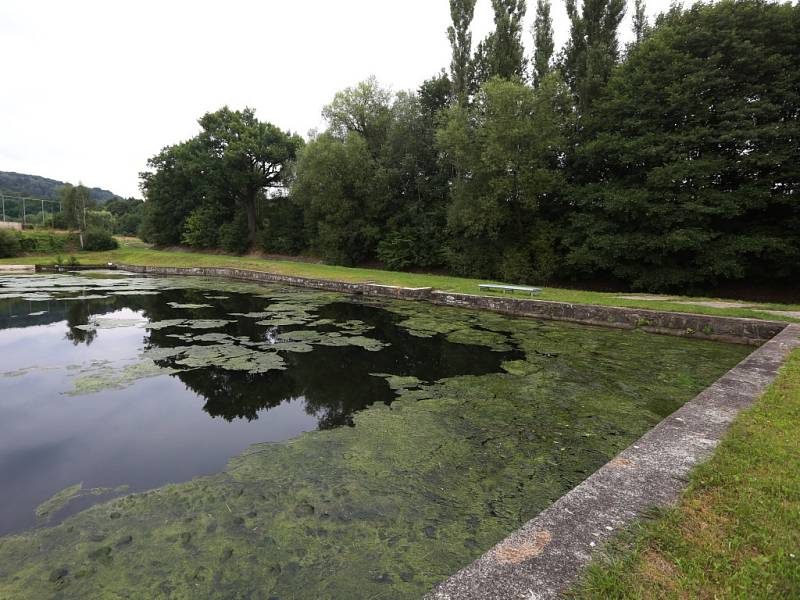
[181,205,221,248]
[219,213,251,254]
[260,200,307,255]
[0,229,21,258]
[377,233,418,270]
[18,231,71,253]
[82,229,118,251]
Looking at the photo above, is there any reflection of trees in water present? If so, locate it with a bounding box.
[64,301,97,346]
[139,291,519,430]
[63,298,124,346]
[54,288,519,431]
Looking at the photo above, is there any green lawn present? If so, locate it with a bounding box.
[572,348,800,599]
[1,241,798,322]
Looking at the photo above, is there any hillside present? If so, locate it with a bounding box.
[0,171,122,203]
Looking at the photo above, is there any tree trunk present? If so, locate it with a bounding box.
[246,200,257,245]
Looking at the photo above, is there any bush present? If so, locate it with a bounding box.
[0,230,21,258]
[18,231,71,253]
[86,210,115,233]
[82,229,118,251]
[181,205,221,248]
[219,212,251,254]
[377,233,418,270]
[260,199,306,255]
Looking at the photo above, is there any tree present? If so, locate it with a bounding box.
[58,183,91,231]
[438,74,574,282]
[566,0,800,290]
[292,132,384,265]
[140,107,301,247]
[139,139,208,246]
[447,0,478,106]
[632,0,648,44]
[322,77,392,156]
[562,0,626,111]
[197,107,303,244]
[378,74,451,269]
[532,0,554,86]
[473,0,528,88]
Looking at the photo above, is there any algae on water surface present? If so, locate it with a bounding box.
[0,273,751,599]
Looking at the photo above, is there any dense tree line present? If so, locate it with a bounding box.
[139,0,799,292]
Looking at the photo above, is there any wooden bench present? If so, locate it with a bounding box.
[479,284,542,297]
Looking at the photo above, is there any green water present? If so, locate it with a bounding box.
[0,273,750,599]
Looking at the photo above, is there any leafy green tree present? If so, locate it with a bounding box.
[567,0,800,290]
[140,139,208,246]
[197,107,303,244]
[447,0,479,105]
[58,183,91,231]
[532,0,554,86]
[181,205,223,248]
[438,74,574,282]
[140,108,301,248]
[322,77,392,156]
[632,0,648,44]
[562,0,626,111]
[474,0,528,87]
[292,132,384,265]
[378,74,451,269]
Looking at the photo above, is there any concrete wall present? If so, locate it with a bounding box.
[0,221,22,231]
[113,264,786,346]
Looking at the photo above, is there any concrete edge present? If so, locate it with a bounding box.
[0,265,35,273]
[425,323,800,600]
[106,264,787,346]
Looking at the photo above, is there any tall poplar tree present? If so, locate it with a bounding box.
[473,0,527,86]
[447,0,478,105]
[632,0,648,44]
[562,0,626,111]
[532,0,554,86]
[490,0,527,80]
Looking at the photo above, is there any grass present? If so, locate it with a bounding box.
[572,348,800,599]
[0,238,798,323]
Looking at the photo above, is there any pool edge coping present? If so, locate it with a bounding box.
[426,322,800,599]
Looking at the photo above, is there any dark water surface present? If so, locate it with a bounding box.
[0,272,751,599]
[0,273,518,536]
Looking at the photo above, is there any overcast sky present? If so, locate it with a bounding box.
[1,0,681,198]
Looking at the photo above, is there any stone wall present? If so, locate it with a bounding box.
[112,263,786,345]
[431,292,785,346]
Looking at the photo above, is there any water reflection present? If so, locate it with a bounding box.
[0,276,519,535]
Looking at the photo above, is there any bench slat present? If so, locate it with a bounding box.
[479,284,542,294]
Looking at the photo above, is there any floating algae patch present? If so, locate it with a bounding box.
[166,302,213,309]
[69,361,178,396]
[0,282,751,598]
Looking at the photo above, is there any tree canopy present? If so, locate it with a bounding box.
[138,0,800,293]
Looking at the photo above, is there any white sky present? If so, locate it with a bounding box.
[0,0,680,198]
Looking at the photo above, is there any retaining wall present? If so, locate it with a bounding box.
[113,264,786,345]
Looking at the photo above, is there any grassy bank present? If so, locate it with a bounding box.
[573,349,800,599]
[1,241,798,322]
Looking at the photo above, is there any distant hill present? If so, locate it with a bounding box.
[0,171,123,203]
